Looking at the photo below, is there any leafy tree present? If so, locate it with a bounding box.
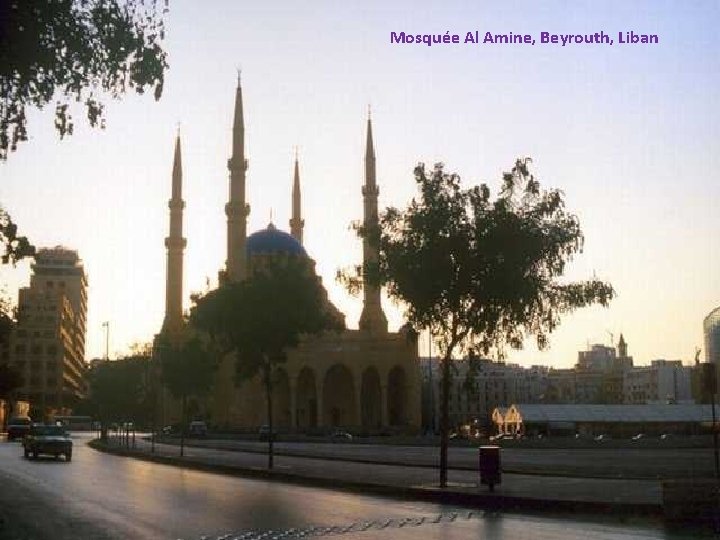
[0,293,22,427]
[0,0,169,160]
[341,158,614,487]
[0,293,15,347]
[191,257,344,469]
[158,336,217,457]
[0,207,34,265]
[77,353,152,429]
[0,362,23,428]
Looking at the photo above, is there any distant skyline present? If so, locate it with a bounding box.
[2,0,719,368]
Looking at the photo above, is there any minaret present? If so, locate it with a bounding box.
[289,150,304,245]
[162,131,186,334]
[618,334,627,358]
[359,110,388,334]
[225,73,250,282]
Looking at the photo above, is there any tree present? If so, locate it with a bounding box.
[76,353,151,430]
[158,336,217,457]
[341,158,614,487]
[0,363,23,428]
[0,292,22,427]
[0,207,34,265]
[191,257,344,469]
[0,0,169,160]
[0,293,15,347]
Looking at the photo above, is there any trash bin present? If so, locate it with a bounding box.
[479,445,501,491]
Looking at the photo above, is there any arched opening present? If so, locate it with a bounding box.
[296,367,317,429]
[388,365,407,426]
[272,368,291,428]
[361,367,381,429]
[322,364,356,427]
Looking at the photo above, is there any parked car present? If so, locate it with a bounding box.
[330,430,353,442]
[594,434,611,442]
[7,416,32,441]
[23,424,73,461]
[188,421,208,437]
[659,433,672,441]
[631,433,644,441]
[489,433,515,442]
[258,425,277,442]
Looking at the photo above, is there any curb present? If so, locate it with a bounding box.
[88,440,662,518]
[148,438,669,481]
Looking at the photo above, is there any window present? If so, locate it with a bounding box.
[47,281,54,289]
[15,344,26,354]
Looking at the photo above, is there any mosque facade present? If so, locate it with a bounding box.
[159,79,420,433]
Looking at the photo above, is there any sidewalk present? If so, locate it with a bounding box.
[89,437,663,517]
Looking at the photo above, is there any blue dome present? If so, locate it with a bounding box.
[246,223,306,256]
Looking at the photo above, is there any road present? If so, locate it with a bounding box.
[0,433,708,539]
[160,438,716,479]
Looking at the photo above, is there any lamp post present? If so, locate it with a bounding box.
[102,321,110,360]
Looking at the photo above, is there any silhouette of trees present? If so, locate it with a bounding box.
[0,0,169,160]
[191,257,344,469]
[341,157,614,487]
[0,363,23,428]
[0,207,34,265]
[0,292,22,427]
[77,352,152,428]
[158,336,217,457]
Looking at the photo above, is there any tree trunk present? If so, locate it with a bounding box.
[440,351,451,488]
[265,363,274,470]
[6,398,14,429]
[180,394,186,458]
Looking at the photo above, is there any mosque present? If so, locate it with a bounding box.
[158,78,420,433]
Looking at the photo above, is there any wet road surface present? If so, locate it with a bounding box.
[0,434,710,539]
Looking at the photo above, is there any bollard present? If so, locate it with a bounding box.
[479,445,501,492]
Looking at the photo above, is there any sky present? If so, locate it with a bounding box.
[1,0,719,368]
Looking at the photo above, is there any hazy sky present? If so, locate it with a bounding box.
[2,0,719,368]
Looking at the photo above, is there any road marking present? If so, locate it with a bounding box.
[187,510,491,540]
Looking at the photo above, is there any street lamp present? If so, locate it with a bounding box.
[102,321,110,360]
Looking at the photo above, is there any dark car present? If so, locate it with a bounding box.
[188,421,208,437]
[258,425,277,442]
[7,416,32,441]
[23,424,73,461]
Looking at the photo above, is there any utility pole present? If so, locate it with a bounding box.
[428,329,434,434]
